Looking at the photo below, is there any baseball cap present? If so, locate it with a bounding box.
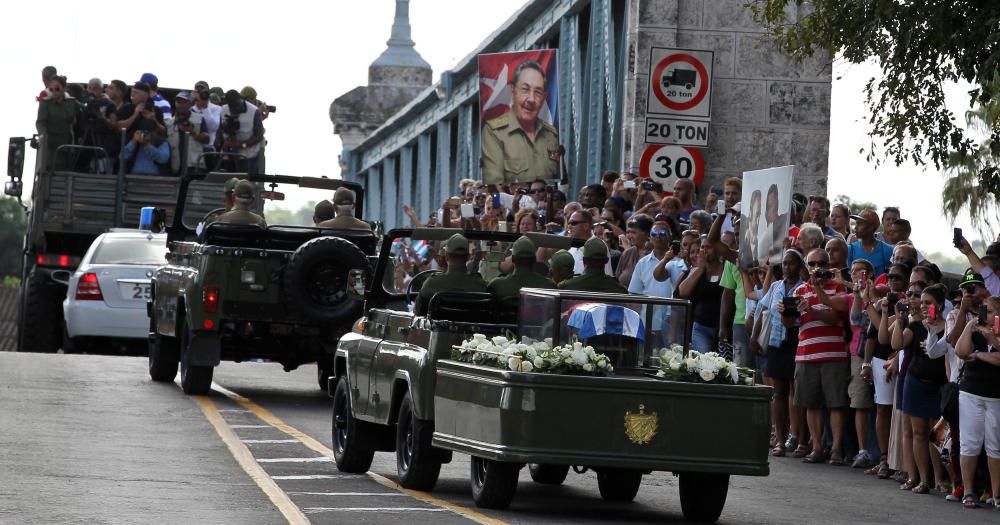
[443,234,470,256]
[549,250,575,272]
[132,81,151,94]
[582,237,609,259]
[240,86,257,100]
[512,236,536,259]
[959,268,984,289]
[175,91,191,101]
[139,73,158,88]
[224,177,240,195]
[233,180,255,201]
[333,187,356,205]
[849,208,879,225]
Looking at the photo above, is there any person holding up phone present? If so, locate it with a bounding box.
[954,228,1000,296]
[954,296,1000,509]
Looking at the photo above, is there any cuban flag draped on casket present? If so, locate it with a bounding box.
[566,303,645,342]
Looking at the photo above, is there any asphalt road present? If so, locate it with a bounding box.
[1,352,997,525]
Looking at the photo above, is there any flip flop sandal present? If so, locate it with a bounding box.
[792,444,811,458]
[963,495,979,509]
[899,479,918,491]
[802,450,826,463]
[877,463,892,479]
[911,482,930,494]
[827,450,845,466]
[865,463,881,475]
[771,445,786,457]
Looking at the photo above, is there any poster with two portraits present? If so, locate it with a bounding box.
[739,165,794,270]
[478,50,560,185]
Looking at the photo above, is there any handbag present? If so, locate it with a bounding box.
[756,308,773,353]
[717,340,734,361]
[940,381,959,424]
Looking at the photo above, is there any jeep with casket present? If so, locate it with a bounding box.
[147,171,375,394]
[329,228,771,523]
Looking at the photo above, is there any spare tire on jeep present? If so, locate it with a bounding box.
[283,236,369,323]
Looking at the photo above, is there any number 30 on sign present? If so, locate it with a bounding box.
[638,144,705,190]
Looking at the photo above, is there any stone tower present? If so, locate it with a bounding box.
[330,0,432,172]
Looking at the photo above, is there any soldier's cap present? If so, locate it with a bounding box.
[443,234,470,256]
[139,73,158,89]
[314,199,335,219]
[233,180,255,201]
[849,208,879,225]
[209,92,222,105]
[549,250,574,272]
[959,268,984,289]
[333,187,356,205]
[175,91,191,101]
[240,86,257,100]
[583,237,609,259]
[224,177,241,195]
[512,236,536,259]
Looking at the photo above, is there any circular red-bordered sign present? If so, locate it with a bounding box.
[638,145,705,193]
[651,53,709,112]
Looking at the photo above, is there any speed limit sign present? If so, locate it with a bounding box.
[638,144,705,190]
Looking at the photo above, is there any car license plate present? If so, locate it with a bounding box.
[120,282,151,300]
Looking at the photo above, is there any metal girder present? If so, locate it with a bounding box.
[382,156,397,230]
[436,120,452,205]
[417,133,432,220]
[399,145,414,227]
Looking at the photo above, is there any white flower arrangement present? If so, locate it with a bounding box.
[654,344,755,386]
[453,335,613,376]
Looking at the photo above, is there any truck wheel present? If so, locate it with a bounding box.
[597,468,642,501]
[18,271,62,353]
[528,464,569,485]
[179,318,214,395]
[331,377,374,473]
[396,391,441,490]
[283,236,369,323]
[470,456,519,509]
[679,472,730,523]
[148,315,179,382]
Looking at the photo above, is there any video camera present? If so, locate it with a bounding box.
[221,114,241,136]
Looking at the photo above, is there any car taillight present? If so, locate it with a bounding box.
[203,285,220,313]
[37,253,79,268]
[75,272,103,300]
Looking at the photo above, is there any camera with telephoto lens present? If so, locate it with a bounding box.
[815,268,834,280]
[782,296,800,317]
[221,113,241,136]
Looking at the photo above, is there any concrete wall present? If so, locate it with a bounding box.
[623,0,831,196]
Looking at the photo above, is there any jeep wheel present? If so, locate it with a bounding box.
[528,464,569,485]
[331,377,374,473]
[18,270,63,353]
[148,315,179,382]
[679,472,729,523]
[179,318,213,395]
[596,468,642,501]
[283,236,369,323]
[395,391,441,490]
[470,456,519,509]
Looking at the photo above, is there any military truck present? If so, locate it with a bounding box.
[5,132,230,353]
[147,172,375,394]
[329,228,771,523]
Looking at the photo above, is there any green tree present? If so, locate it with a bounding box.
[749,1,1000,197]
[262,201,318,227]
[834,194,879,216]
[0,197,27,278]
[941,72,1000,240]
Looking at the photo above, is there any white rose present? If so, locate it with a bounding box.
[597,359,608,369]
[715,357,727,368]
[571,349,589,365]
[565,357,574,365]
[533,356,545,369]
[473,333,487,342]
[744,376,753,385]
[492,336,509,346]
[685,358,698,370]
[544,338,553,346]
[526,348,538,360]
[699,369,716,382]
[669,358,681,371]
[520,361,534,372]
[508,357,521,371]
[670,343,685,353]
[689,350,701,358]
[583,363,594,372]
[573,341,583,351]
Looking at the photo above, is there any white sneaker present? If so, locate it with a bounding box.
[851,449,872,468]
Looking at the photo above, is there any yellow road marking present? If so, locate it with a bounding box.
[191,395,309,525]
[212,384,510,525]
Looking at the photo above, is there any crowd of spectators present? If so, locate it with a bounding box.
[34,65,271,176]
[391,169,1000,511]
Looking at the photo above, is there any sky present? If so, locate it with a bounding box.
[1,0,992,256]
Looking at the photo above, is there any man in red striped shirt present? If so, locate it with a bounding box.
[779,248,850,465]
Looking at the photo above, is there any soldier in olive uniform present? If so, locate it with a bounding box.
[548,249,576,285]
[312,200,335,225]
[488,236,556,301]
[557,238,627,293]
[318,188,371,231]
[481,60,560,185]
[213,180,267,227]
[415,234,488,316]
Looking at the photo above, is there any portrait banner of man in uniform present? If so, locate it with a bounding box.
[478,49,560,185]
[738,165,793,270]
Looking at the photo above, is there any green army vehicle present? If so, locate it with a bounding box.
[329,228,771,523]
[147,172,375,394]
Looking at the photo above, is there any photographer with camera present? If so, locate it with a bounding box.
[73,78,118,173]
[191,82,221,151]
[216,89,265,174]
[166,91,209,175]
[241,86,275,121]
[117,81,164,141]
[121,120,169,175]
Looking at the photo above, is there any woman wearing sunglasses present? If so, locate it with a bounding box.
[873,262,913,478]
[35,75,76,170]
[891,282,948,494]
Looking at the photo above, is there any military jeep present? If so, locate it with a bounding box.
[147,172,375,394]
[329,228,771,523]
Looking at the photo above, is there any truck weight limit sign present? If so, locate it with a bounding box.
[639,144,705,190]
[646,47,714,118]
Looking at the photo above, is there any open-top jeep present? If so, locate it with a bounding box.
[329,228,772,523]
[148,172,375,394]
